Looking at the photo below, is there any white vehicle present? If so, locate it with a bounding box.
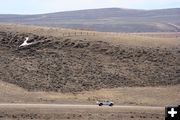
[96,100,114,106]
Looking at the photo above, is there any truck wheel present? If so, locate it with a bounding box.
[99,103,103,106]
[109,103,113,106]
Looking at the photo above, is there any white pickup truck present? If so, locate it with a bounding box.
[96,100,114,106]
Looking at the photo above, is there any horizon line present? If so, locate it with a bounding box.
[0,7,179,15]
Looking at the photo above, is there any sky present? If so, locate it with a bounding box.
[0,0,180,14]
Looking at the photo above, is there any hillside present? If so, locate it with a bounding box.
[0,8,180,32]
[0,24,179,92]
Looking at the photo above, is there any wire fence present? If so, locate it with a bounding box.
[61,32,96,37]
[60,31,180,38]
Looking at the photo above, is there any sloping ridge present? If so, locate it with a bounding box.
[0,31,179,92]
[0,8,180,32]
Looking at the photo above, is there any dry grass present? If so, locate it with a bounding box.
[0,80,179,106]
[0,23,180,48]
[79,86,180,106]
[0,23,179,106]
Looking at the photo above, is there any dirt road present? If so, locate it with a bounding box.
[0,103,165,120]
[0,103,164,109]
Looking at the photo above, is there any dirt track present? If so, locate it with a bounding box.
[0,104,164,120]
[0,103,164,109]
[0,24,179,120]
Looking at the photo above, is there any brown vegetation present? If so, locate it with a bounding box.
[0,25,179,92]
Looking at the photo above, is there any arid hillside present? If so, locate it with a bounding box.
[0,24,179,92]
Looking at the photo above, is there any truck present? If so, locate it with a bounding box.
[96,100,114,106]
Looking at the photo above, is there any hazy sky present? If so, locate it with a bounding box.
[0,0,180,14]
